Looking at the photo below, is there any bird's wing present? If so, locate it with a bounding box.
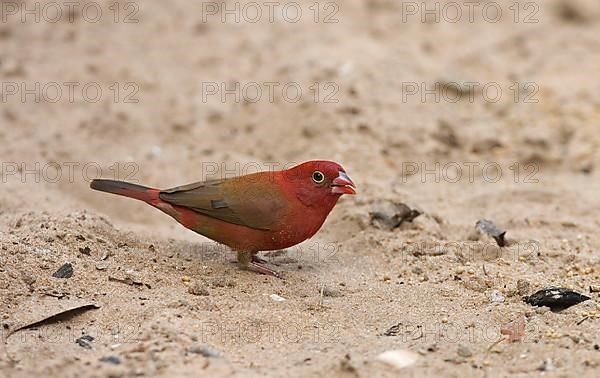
[158,174,289,230]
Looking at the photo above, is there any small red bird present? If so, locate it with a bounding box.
[90,160,356,277]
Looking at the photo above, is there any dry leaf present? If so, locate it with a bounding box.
[500,315,526,342]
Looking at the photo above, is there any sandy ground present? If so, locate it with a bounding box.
[2,0,600,376]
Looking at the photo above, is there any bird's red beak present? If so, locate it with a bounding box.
[331,171,356,195]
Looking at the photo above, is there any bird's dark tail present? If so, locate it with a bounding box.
[90,179,160,203]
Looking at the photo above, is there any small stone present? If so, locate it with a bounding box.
[181,276,191,283]
[100,356,121,365]
[95,262,109,270]
[270,294,286,302]
[538,358,554,371]
[33,247,50,254]
[340,354,357,373]
[467,269,475,275]
[78,246,92,255]
[52,263,73,278]
[2,59,24,76]
[321,287,342,297]
[150,146,162,157]
[455,267,465,275]
[75,335,94,349]
[375,350,419,370]
[21,274,36,286]
[475,219,506,247]
[517,279,530,295]
[188,282,209,296]
[490,290,505,303]
[457,344,473,358]
[188,344,221,358]
[370,201,422,230]
[441,318,449,324]
[211,278,235,288]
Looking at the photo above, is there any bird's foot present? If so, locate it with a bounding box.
[237,251,284,279]
[248,261,284,279]
[251,253,280,265]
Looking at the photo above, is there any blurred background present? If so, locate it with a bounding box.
[2,0,600,376]
[1,0,599,228]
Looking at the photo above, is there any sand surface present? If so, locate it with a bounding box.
[2,0,600,376]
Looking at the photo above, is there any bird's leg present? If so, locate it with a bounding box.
[237,251,283,279]
[252,252,281,266]
[251,252,269,265]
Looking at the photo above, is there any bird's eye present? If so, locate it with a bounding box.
[312,170,325,183]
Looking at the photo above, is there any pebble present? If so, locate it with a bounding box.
[188,344,221,358]
[95,262,109,270]
[538,358,554,371]
[270,294,286,302]
[535,306,551,314]
[457,344,473,358]
[490,290,505,303]
[188,282,209,296]
[321,287,343,297]
[52,263,73,278]
[21,274,36,286]
[181,276,191,283]
[211,278,236,288]
[375,350,419,370]
[517,279,530,295]
[370,201,422,230]
[100,356,121,365]
[2,59,24,76]
[150,146,162,157]
[75,335,94,349]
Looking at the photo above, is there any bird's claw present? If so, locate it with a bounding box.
[247,261,284,279]
[237,251,284,279]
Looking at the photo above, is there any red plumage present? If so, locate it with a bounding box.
[90,160,356,277]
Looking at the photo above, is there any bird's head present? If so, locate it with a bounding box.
[283,160,356,207]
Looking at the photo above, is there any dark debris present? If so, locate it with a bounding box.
[370,201,422,230]
[52,263,73,278]
[475,219,506,247]
[524,287,591,312]
[100,356,121,365]
[75,335,94,349]
[381,322,402,336]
